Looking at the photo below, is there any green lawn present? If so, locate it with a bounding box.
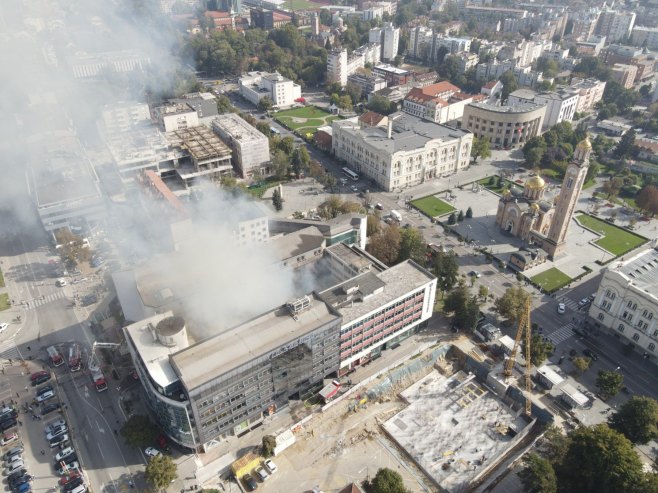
[577,214,647,256]
[411,196,456,217]
[477,176,518,194]
[277,117,325,130]
[274,106,338,136]
[246,178,287,198]
[275,106,333,119]
[283,0,323,9]
[0,268,4,288]
[531,268,573,292]
[0,293,9,311]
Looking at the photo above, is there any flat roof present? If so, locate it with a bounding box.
[166,126,232,162]
[170,293,340,390]
[270,226,325,261]
[560,383,589,406]
[320,260,434,325]
[467,101,546,114]
[537,365,564,385]
[212,113,269,143]
[124,311,188,388]
[384,371,530,492]
[614,247,658,293]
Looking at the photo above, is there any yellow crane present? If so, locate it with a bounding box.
[503,295,533,416]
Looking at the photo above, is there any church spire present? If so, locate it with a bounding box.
[573,135,592,163]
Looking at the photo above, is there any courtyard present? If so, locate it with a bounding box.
[411,195,456,218]
[575,214,647,256]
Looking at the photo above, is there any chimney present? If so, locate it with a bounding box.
[387,119,393,139]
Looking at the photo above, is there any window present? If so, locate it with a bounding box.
[598,313,605,321]
[650,343,655,352]
[633,333,640,341]
[618,324,625,332]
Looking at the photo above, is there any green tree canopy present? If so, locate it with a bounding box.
[519,453,557,493]
[609,396,658,444]
[493,286,531,324]
[366,225,401,265]
[471,135,492,162]
[530,334,553,367]
[614,129,636,159]
[572,356,591,374]
[120,415,160,448]
[432,250,459,298]
[257,96,273,111]
[272,187,283,211]
[596,370,624,400]
[444,281,480,331]
[370,467,408,493]
[145,455,178,490]
[636,185,658,216]
[397,227,426,264]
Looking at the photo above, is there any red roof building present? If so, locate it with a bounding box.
[402,81,482,124]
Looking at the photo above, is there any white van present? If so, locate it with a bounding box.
[390,210,402,222]
[56,279,67,287]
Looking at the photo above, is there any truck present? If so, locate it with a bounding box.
[68,344,82,372]
[46,346,64,367]
[390,210,402,222]
[90,366,108,392]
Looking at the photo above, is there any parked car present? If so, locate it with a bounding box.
[0,419,18,432]
[144,447,161,458]
[36,385,54,397]
[36,390,55,403]
[255,467,269,481]
[5,446,24,461]
[55,447,75,462]
[375,203,384,210]
[31,374,51,386]
[0,323,8,333]
[62,477,84,492]
[49,434,69,448]
[30,371,50,382]
[583,349,599,361]
[263,459,277,474]
[5,454,23,466]
[56,279,67,287]
[41,403,61,416]
[242,474,257,491]
[468,270,481,278]
[8,474,32,488]
[0,406,14,418]
[14,482,31,493]
[578,298,590,307]
[1,433,19,446]
[5,460,25,475]
[45,419,66,434]
[68,484,86,493]
[6,470,27,483]
[46,425,68,441]
[56,461,78,476]
[557,302,566,314]
[59,472,81,486]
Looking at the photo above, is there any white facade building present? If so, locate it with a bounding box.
[508,88,579,128]
[570,77,607,113]
[331,113,473,191]
[382,22,400,61]
[327,45,381,86]
[239,71,301,108]
[596,10,636,43]
[212,113,271,179]
[153,103,199,133]
[631,26,658,50]
[589,247,658,361]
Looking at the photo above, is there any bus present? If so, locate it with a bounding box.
[342,167,359,181]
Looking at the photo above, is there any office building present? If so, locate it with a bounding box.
[212,113,271,178]
[508,89,579,128]
[569,78,606,113]
[611,63,638,89]
[66,50,151,79]
[462,102,546,149]
[631,26,658,50]
[153,103,200,133]
[381,23,400,61]
[596,10,636,43]
[589,247,658,362]
[332,112,473,191]
[239,71,301,108]
[327,45,381,86]
[346,73,387,97]
[371,64,412,86]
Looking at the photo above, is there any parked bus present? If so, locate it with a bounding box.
[46,346,64,367]
[341,167,359,181]
[68,343,82,372]
[90,366,108,392]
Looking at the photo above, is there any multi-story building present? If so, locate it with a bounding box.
[569,10,600,41]
[168,93,219,122]
[508,88,579,128]
[370,23,400,61]
[611,63,638,89]
[332,112,473,191]
[569,78,606,113]
[327,45,381,86]
[372,64,412,86]
[631,26,658,50]
[159,0,204,13]
[596,10,636,43]
[603,45,656,83]
[346,73,388,97]
[480,80,503,104]
[402,81,485,123]
[153,103,200,133]
[452,52,479,74]
[432,36,472,58]
[408,26,433,60]
[66,50,151,79]
[100,102,150,134]
[589,247,658,362]
[239,71,301,108]
[212,113,271,178]
[462,101,546,149]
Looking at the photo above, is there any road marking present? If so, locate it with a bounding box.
[83,431,88,442]
[547,323,576,345]
[97,442,105,459]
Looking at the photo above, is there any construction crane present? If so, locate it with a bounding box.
[503,295,533,416]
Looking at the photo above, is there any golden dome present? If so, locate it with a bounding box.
[502,189,512,198]
[576,136,592,151]
[530,203,540,213]
[525,175,546,190]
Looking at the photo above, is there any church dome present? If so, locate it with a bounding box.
[525,175,546,190]
[530,203,540,213]
[576,136,592,151]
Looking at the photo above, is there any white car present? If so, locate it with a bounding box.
[56,279,67,287]
[557,303,566,314]
[56,461,78,475]
[144,447,161,458]
[5,460,24,475]
[255,466,269,481]
[5,454,22,465]
[46,426,68,441]
[55,447,75,462]
[263,459,277,474]
[36,390,55,403]
[45,419,66,434]
[578,298,590,307]
[0,323,8,333]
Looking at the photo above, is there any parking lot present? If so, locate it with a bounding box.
[1,361,85,493]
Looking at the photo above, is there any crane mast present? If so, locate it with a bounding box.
[503,295,533,416]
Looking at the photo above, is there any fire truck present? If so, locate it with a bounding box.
[46,346,64,367]
[68,343,82,372]
[90,365,108,392]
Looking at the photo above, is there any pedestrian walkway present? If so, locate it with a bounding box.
[24,290,66,309]
[0,337,22,364]
[547,323,576,346]
[557,296,579,310]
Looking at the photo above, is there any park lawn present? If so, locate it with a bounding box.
[275,106,332,119]
[0,268,4,287]
[277,117,325,130]
[531,268,573,292]
[0,293,9,311]
[246,178,287,198]
[284,0,323,9]
[477,176,517,194]
[577,214,647,256]
[411,196,456,217]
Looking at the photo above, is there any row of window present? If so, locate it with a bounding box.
[340,293,424,335]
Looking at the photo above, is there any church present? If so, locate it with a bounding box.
[495,136,592,259]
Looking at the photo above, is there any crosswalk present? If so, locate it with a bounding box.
[557,296,580,311]
[0,337,22,363]
[545,323,576,346]
[24,290,66,309]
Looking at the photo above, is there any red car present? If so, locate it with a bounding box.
[30,371,49,381]
[59,472,81,486]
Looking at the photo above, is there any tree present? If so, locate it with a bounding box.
[603,177,624,200]
[432,251,459,298]
[255,121,272,137]
[493,286,531,324]
[367,95,397,115]
[572,356,591,375]
[366,226,401,265]
[471,136,491,162]
[370,467,407,493]
[398,227,426,264]
[457,210,464,222]
[257,96,273,112]
[278,136,295,155]
[272,150,289,180]
[499,70,518,102]
[530,334,553,366]
[555,424,645,493]
[444,282,480,331]
[54,229,91,267]
[596,370,624,400]
[447,212,457,225]
[478,284,489,302]
[262,435,276,458]
[614,129,636,159]
[367,214,381,236]
[120,415,160,448]
[518,453,557,493]
[609,396,658,444]
[465,206,473,219]
[145,455,178,490]
[338,94,353,111]
[636,185,658,216]
[272,187,283,211]
[216,95,233,114]
[291,147,311,177]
